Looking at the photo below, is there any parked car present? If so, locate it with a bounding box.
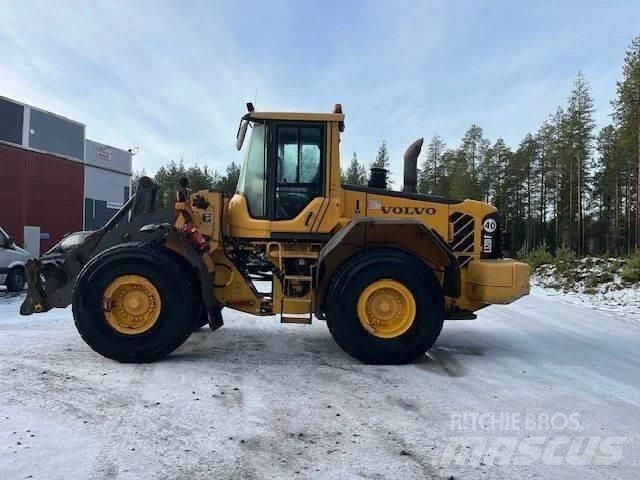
[0,227,33,291]
[41,231,93,262]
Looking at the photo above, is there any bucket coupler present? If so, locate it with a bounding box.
[20,177,173,315]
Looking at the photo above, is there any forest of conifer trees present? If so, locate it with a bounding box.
[343,36,640,257]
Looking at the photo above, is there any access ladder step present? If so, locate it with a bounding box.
[281,315,312,325]
[280,298,312,325]
[270,251,319,259]
[284,275,313,282]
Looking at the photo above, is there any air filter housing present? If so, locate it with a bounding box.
[368,167,388,189]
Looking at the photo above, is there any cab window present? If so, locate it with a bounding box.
[275,125,323,220]
[236,123,267,218]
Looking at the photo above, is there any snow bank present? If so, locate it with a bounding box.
[532,257,640,324]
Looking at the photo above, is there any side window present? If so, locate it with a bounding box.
[275,125,323,220]
[236,123,267,217]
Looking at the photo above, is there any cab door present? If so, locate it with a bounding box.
[268,122,327,236]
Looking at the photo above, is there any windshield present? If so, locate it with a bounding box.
[236,123,267,217]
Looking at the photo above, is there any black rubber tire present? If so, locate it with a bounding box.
[326,248,444,365]
[72,243,198,363]
[5,267,26,292]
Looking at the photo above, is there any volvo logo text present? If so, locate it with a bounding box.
[381,206,436,215]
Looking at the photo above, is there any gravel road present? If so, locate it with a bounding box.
[1,289,639,479]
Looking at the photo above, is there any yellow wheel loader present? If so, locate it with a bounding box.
[20,104,530,364]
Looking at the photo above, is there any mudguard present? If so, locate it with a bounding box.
[314,217,461,316]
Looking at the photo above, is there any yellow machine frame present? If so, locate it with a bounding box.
[171,107,530,323]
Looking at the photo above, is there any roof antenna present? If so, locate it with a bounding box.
[254,87,258,105]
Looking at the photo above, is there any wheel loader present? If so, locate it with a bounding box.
[20,103,530,364]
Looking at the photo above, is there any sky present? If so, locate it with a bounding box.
[1,0,638,184]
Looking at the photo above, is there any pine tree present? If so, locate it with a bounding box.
[214,161,241,195]
[595,125,622,253]
[418,135,445,194]
[435,149,455,198]
[461,124,490,200]
[372,140,391,173]
[564,72,596,253]
[612,36,640,251]
[487,138,510,206]
[536,120,555,246]
[516,133,540,251]
[448,148,470,200]
[501,146,526,254]
[343,152,367,185]
[546,107,565,251]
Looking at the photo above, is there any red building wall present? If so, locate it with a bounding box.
[0,143,26,244]
[0,142,84,252]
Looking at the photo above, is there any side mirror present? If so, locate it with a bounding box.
[236,120,249,151]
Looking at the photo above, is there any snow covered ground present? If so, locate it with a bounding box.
[1,290,639,479]
[530,283,640,324]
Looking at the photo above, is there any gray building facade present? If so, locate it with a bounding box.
[0,95,86,159]
[83,139,132,230]
[0,97,24,145]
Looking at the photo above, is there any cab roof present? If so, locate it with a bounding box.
[248,111,345,122]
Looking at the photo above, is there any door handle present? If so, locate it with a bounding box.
[305,211,314,226]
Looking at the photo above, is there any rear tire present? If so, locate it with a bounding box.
[72,243,197,363]
[6,267,26,291]
[326,249,444,364]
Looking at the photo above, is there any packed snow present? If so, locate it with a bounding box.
[1,290,639,479]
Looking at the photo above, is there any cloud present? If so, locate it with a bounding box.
[0,0,270,173]
[0,0,638,187]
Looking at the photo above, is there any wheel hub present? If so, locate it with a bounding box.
[357,279,416,339]
[103,274,161,335]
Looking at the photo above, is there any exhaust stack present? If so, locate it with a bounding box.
[402,138,424,193]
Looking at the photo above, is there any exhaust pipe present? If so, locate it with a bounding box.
[402,138,424,193]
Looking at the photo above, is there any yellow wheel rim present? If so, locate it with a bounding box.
[357,279,416,339]
[102,274,161,335]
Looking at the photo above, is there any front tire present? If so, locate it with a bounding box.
[326,249,444,364]
[72,243,198,363]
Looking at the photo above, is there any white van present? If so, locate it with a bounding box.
[0,227,33,291]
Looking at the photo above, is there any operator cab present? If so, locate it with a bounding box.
[230,105,344,238]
